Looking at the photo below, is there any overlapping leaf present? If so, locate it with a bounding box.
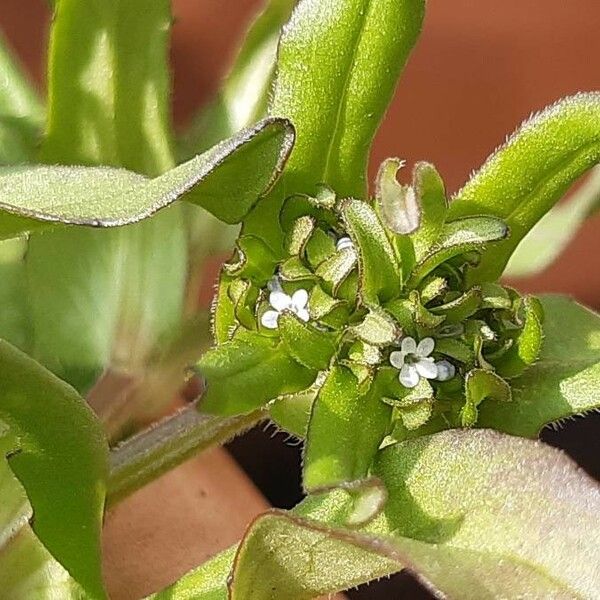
[449,92,600,282]
[154,429,600,599]
[0,31,44,165]
[479,295,600,436]
[0,341,109,598]
[244,0,425,251]
[0,119,294,240]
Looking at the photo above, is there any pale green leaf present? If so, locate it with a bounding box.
[479,295,600,436]
[340,198,401,304]
[0,119,295,239]
[245,0,425,251]
[25,212,187,393]
[303,366,391,491]
[199,332,316,416]
[41,0,175,175]
[0,341,109,598]
[505,166,600,277]
[450,93,600,282]
[219,430,599,599]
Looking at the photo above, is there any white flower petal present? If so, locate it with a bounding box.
[336,236,354,251]
[261,310,280,329]
[291,288,309,310]
[296,307,310,322]
[415,357,438,379]
[417,337,435,357]
[399,364,419,388]
[435,360,456,382]
[270,290,292,311]
[401,336,417,354]
[389,350,406,369]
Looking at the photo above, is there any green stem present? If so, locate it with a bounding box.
[106,401,265,508]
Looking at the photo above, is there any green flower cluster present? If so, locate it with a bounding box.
[201,158,543,442]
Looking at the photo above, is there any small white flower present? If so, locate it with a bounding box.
[435,359,456,382]
[336,236,354,252]
[390,336,438,388]
[261,288,310,329]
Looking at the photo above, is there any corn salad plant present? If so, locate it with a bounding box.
[0,0,599,598]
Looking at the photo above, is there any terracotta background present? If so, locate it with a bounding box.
[1,2,599,599]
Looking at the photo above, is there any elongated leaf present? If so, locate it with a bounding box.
[505,165,600,277]
[164,430,599,599]
[340,198,401,303]
[0,31,44,165]
[180,0,296,157]
[271,0,424,198]
[303,366,391,491]
[0,434,85,599]
[479,295,600,436]
[406,216,508,287]
[42,0,174,174]
[0,341,108,598]
[245,0,425,251]
[449,92,600,282]
[0,119,294,240]
[0,239,31,351]
[26,0,187,418]
[25,215,186,393]
[199,332,316,416]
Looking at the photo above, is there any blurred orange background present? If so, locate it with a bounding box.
[1,0,599,307]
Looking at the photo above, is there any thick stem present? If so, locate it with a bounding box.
[106,402,265,508]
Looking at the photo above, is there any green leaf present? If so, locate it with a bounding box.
[430,286,482,324]
[199,332,316,416]
[229,430,600,599]
[0,240,31,352]
[339,198,401,303]
[303,366,391,491]
[314,245,357,296]
[492,295,543,378]
[0,31,44,165]
[279,312,338,370]
[180,0,296,157]
[270,0,424,198]
[350,308,400,347]
[0,341,108,598]
[25,214,187,393]
[449,92,600,282]
[461,368,511,427]
[479,295,600,436]
[41,0,175,175]
[155,430,600,598]
[406,216,509,287]
[0,119,295,240]
[269,382,321,438]
[245,0,425,251]
[0,433,85,599]
[505,166,600,277]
